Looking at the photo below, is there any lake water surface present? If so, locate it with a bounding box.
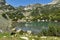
[13,21,60,33]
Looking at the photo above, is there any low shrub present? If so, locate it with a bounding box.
[40,26,60,36]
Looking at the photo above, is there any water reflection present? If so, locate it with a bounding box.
[13,21,60,33]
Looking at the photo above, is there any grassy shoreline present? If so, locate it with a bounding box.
[0,33,60,40]
[0,36,60,40]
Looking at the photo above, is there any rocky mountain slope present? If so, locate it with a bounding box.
[0,0,60,32]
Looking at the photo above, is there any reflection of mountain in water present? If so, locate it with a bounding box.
[12,21,60,33]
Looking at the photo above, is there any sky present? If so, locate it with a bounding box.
[5,0,52,7]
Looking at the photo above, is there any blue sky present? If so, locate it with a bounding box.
[5,0,52,7]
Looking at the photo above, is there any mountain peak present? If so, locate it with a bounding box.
[48,0,59,4]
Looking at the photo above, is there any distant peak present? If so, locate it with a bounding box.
[48,0,59,4]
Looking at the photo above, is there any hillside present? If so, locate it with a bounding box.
[0,0,60,32]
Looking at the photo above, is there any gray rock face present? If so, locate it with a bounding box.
[0,0,5,6]
[0,15,9,32]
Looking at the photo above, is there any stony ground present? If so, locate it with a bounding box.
[0,36,60,40]
[0,33,60,40]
